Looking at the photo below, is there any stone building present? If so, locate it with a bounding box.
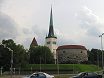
[57,45,88,64]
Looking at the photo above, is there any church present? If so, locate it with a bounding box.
[30,7,88,64]
[45,7,57,64]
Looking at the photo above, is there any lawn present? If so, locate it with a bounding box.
[23,64,101,72]
[0,64,100,77]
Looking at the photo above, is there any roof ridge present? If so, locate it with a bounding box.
[57,45,87,50]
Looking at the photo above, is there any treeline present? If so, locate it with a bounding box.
[0,39,28,70]
[0,39,103,70]
[88,49,103,67]
[0,39,54,70]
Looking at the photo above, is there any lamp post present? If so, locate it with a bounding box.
[99,33,104,72]
[7,47,13,78]
[0,67,3,75]
[97,50,99,69]
[56,53,59,76]
[0,43,13,78]
[1,44,13,78]
[40,57,41,72]
[11,50,13,78]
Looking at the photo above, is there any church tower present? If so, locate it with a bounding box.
[30,37,38,47]
[45,7,57,64]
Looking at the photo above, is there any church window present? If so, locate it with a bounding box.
[53,41,56,44]
[47,41,50,44]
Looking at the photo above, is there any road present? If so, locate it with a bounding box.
[0,74,73,78]
[0,75,23,78]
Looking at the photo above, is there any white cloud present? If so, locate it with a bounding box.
[76,6,101,36]
[75,6,102,49]
[0,0,104,49]
[0,12,18,40]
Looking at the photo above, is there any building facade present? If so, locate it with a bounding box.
[57,45,88,64]
[45,8,57,64]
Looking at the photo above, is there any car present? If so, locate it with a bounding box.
[71,72,102,78]
[23,72,54,78]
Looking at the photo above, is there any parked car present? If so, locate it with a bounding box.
[71,72,102,78]
[23,72,54,78]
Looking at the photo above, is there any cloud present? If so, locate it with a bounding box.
[76,6,101,37]
[17,24,47,48]
[0,0,3,7]
[75,6,102,49]
[0,12,18,41]
[0,0,103,49]
[55,29,76,46]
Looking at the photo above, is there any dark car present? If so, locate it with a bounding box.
[72,72,102,78]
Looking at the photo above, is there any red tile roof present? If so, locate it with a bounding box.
[30,37,38,47]
[57,45,87,50]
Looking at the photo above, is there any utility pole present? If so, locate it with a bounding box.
[97,50,99,69]
[56,52,59,76]
[7,47,13,78]
[99,33,104,73]
[0,67,3,75]
[0,43,13,78]
[10,49,13,78]
[40,57,41,72]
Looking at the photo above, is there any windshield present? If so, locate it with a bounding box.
[77,73,83,76]
[76,72,87,77]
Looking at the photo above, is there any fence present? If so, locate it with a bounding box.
[0,67,76,76]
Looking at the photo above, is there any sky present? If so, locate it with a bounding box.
[0,0,104,49]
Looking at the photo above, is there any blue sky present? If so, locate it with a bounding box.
[0,0,104,49]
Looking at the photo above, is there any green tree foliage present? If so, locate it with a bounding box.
[88,49,103,67]
[0,44,11,70]
[29,46,54,64]
[13,44,29,67]
[0,39,28,68]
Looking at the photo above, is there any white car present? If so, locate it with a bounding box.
[23,72,54,78]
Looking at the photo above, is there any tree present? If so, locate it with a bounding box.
[29,46,54,64]
[1,39,28,68]
[88,48,103,67]
[0,44,11,70]
[13,44,29,67]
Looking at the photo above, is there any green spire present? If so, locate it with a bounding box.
[46,7,57,39]
[50,7,53,27]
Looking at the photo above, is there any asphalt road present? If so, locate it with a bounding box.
[0,75,23,78]
[0,74,73,78]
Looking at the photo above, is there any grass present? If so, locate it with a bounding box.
[0,64,101,78]
[75,64,101,72]
[23,64,101,72]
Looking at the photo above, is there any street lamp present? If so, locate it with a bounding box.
[97,50,99,69]
[0,43,13,78]
[0,67,3,75]
[56,52,59,76]
[40,57,41,72]
[99,33,104,72]
[9,48,13,78]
